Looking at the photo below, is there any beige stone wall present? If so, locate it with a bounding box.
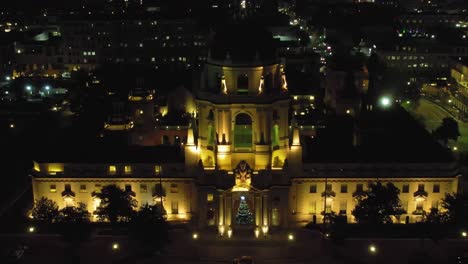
[289,178,458,225]
[32,175,196,222]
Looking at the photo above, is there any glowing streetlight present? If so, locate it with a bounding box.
[5,76,11,81]
[462,231,467,238]
[379,96,391,108]
[288,233,294,241]
[28,226,35,233]
[112,242,119,250]
[26,85,32,91]
[369,244,377,254]
[192,232,198,240]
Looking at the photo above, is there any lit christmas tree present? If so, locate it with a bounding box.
[236,196,253,224]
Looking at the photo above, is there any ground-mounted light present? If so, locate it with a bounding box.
[9,123,15,128]
[192,232,198,240]
[112,242,119,250]
[369,244,377,254]
[462,231,467,238]
[28,226,35,233]
[227,227,233,238]
[254,227,260,238]
[44,85,50,90]
[218,225,225,236]
[288,233,294,241]
[261,225,269,236]
[453,146,458,151]
[448,99,453,104]
[26,85,32,91]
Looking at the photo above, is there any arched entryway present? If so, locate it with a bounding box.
[233,113,253,151]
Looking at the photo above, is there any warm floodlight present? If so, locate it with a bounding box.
[112,242,119,250]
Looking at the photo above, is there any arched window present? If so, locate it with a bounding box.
[237,74,249,95]
[234,113,253,150]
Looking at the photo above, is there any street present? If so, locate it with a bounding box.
[1,229,468,264]
[405,98,468,152]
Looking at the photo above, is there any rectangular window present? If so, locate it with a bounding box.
[339,200,347,215]
[402,184,409,193]
[80,184,87,193]
[171,201,178,214]
[325,202,332,214]
[170,183,178,193]
[308,200,316,214]
[125,184,132,192]
[207,193,214,202]
[155,165,162,174]
[340,184,348,193]
[50,184,56,193]
[65,184,71,192]
[326,184,332,192]
[124,165,132,174]
[431,200,439,209]
[418,184,425,192]
[356,184,363,192]
[416,200,424,211]
[140,184,148,193]
[309,184,317,193]
[109,165,116,174]
[433,184,440,193]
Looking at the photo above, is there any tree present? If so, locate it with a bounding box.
[236,197,253,224]
[440,193,468,225]
[95,185,137,224]
[130,204,169,257]
[433,117,460,145]
[56,203,92,264]
[32,197,59,223]
[352,182,405,225]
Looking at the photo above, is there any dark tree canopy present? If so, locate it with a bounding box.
[440,193,468,225]
[96,185,137,224]
[32,197,59,223]
[56,203,92,246]
[130,203,169,255]
[433,117,460,144]
[352,182,405,225]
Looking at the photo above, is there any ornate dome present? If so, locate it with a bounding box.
[209,22,277,64]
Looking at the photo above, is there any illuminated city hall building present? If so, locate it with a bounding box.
[31,22,460,230]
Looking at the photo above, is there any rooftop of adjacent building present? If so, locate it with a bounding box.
[33,144,184,163]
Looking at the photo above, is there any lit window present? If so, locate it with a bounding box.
[80,184,87,193]
[109,165,117,174]
[155,165,162,174]
[140,184,148,193]
[207,193,214,202]
[124,165,132,174]
[50,184,56,193]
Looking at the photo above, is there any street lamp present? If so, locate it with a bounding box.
[369,244,377,254]
[462,231,467,238]
[288,233,294,241]
[379,96,391,108]
[192,232,198,240]
[28,226,35,233]
[112,242,119,250]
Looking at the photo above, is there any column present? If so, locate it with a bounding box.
[225,194,232,226]
[262,194,269,226]
[255,194,262,226]
[218,194,224,226]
